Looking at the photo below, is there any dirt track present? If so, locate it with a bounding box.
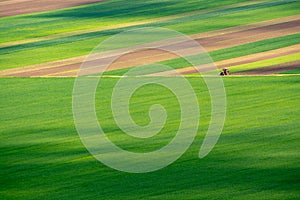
[0,0,105,17]
[1,16,300,77]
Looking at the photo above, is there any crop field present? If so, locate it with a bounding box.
[1,0,300,199]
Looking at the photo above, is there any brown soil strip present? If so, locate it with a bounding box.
[189,14,300,39]
[232,60,300,75]
[0,55,87,75]
[194,20,300,51]
[0,0,105,17]
[1,17,300,77]
[0,0,267,48]
[46,49,181,77]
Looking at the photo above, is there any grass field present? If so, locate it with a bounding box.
[1,0,300,199]
[1,77,300,199]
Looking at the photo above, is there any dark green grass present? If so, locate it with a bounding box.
[279,68,300,74]
[1,0,300,70]
[1,77,299,199]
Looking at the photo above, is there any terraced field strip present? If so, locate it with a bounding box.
[1,15,299,77]
[0,0,106,17]
[0,0,267,48]
[0,55,87,76]
[229,52,300,72]
[2,0,299,71]
[152,44,300,76]
[233,60,300,75]
[197,20,300,51]
[31,19,300,77]
[189,14,300,39]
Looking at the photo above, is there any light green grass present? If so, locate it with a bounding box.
[1,77,300,199]
[228,52,300,73]
[1,0,299,70]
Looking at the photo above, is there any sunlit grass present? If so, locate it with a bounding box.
[1,77,299,199]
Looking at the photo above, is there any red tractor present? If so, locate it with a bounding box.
[220,68,229,76]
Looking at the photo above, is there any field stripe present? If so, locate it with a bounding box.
[2,15,300,74]
[37,20,300,77]
[0,1,268,48]
[199,21,300,51]
[0,0,106,17]
[189,14,300,40]
[214,44,300,68]
[233,60,300,75]
[229,52,300,71]
[151,45,300,76]
[1,18,300,77]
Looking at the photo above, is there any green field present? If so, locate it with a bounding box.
[1,77,299,199]
[1,0,300,199]
[1,0,300,69]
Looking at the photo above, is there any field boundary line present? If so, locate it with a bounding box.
[5,73,300,78]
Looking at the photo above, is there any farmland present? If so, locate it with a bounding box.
[1,0,300,199]
[1,77,300,199]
